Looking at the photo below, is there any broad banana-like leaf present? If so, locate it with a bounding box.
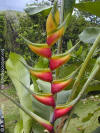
[25,5,52,16]
[6,52,33,133]
[75,1,100,17]
[79,27,100,44]
[14,120,23,133]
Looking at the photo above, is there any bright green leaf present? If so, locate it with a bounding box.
[14,120,23,133]
[67,40,73,50]
[79,27,100,44]
[76,46,83,56]
[6,52,33,133]
[75,1,100,17]
[24,5,52,16]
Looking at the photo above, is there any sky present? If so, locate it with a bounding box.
[0,0,78,11]
[0,0,33,11]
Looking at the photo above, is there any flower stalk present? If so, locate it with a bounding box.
[68,34,100,101]
[62,57,100,133]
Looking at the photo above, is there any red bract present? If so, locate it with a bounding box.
[53,105,73,121]
[47,27,64,47]
[30,69,53,82]
[41,122,54,132]
[33,94,55,107]
[51,78,72,94]
[50,54,71,70]
[29,44,52,58]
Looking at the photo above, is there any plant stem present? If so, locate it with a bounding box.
[62,62,100,133]
[56,0,64,78]
[68,34,100,101]
[57,0,64,54]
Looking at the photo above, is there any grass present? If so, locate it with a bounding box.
[0,87,20,133]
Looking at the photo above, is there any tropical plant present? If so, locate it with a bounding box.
[0,0,100,133]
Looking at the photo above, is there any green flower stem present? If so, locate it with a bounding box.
[68,34,100,101]
[62,60,100,133]
[56,0,64,78]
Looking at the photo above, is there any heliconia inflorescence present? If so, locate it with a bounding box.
[20,1,76,132]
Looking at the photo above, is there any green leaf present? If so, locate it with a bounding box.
[82,113,93,122]
[6,52,33,133]
[64,0,75,16]
[34,57,49,69]
[67,40,73,50]
[14,120,23,133]
[67,99,100,133]
[56,90,72,105]
[37,79,51,93]
[76,46,83,56]
[24,5,52,16]
[74,1,100,17]
[79,27,100,44]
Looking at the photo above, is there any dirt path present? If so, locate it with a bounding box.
[0,95,8,104]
